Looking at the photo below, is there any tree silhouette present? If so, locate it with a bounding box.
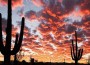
[0,0,25,65]
[70,31,83,65]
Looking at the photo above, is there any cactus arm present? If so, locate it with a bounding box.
[80,49,83,59]
[14,34,19,47]
[0,13,5,54]
[11,34,18,54]
[17,17,24,48]
[78,49,83,60]
[71,46,75,60]
[11,17,24,55]
[75,31,78,60]
[71,40,76,58]
[77,49,81,60]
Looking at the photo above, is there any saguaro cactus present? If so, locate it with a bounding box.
[70,31,83,65]
[0,0,25,65]
[14,54,18,65]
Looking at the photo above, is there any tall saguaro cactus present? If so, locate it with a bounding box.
[0,0,25,65]
[70,31,83,65]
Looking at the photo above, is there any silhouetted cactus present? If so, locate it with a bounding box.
[14,54,18,61]
[14,54,18,65]
[0,0,25,65]
[14,50,22,65]
[70,31,83,65]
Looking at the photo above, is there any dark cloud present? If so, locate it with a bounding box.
[62,0,76,12]
[25,10,37,20]
[1,18,7,32]
[82,15,90,23]
[65,24,76,34]
[1,18,15,33]
[80,0,90,10]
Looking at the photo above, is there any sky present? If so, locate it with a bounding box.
[0,0,90,63]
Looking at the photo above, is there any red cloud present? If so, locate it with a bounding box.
[0,0,23,9]
[32,0,44,7]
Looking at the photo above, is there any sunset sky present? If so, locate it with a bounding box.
[0,0,90,63]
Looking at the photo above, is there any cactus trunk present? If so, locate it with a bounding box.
[75,60,78,65]
[4,54,11,65]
